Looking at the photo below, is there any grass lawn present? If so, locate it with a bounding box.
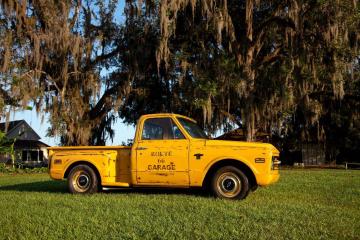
[0,170,359,240]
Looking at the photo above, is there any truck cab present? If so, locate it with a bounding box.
[48,113,280,200]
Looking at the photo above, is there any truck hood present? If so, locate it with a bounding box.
[204,139,279,154]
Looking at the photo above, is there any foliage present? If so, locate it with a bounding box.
[123,0,360,162]
[152,0,359,137]
[0,0,128,145]
[0,131,14,153]
[0,130,15,167]
[0,170,359,239]
[0,163,48,174]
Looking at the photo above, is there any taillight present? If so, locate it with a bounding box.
[48,154,52,172]
[48,158,51,170]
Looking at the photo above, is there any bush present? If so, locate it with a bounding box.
[0,163,7,172]
[0,163,48,174]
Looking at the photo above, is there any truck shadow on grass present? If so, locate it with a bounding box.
[0,181,68,193]
[0,181,211,197]
[102,187,211,197]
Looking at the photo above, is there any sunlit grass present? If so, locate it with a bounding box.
[0,170,359,239]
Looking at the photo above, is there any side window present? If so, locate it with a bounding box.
[142,118,185,140]
[171,121,185,139]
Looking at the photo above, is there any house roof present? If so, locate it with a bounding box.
[0,120,24,133]
[0,120,42,140]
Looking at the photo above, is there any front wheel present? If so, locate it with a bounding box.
[67,165,99,194]
[211,166,249,200]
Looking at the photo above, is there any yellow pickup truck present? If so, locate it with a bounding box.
[48,113,280,199]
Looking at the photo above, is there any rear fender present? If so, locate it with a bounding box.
[56,152,113,182]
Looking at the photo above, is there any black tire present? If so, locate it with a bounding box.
[67,165,99,194]
[211,166,249,200]
[251,184,258,192]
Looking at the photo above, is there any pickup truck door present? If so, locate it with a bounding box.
[135,117,190,186]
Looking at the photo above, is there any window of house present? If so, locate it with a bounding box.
[30,151,38,161]
[21,150,44,162]
[21,151,28,162]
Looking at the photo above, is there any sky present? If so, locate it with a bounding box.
[8,1,136,147]
[9,109,135,146]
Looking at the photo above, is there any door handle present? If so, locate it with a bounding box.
[136,147,148,150]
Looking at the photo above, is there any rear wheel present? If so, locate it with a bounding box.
[68,165,99,194]
[251,184,258,192]
[211,166,249,200]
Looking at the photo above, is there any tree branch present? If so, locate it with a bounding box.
[89,72,128,120]
[258,47,282,66]
[88,45,122,68]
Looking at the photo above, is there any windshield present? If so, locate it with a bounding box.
[177,118,208,139]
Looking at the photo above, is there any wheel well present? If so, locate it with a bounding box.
[203,159,257,189]
[64,161,101,184]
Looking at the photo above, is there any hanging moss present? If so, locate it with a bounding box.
[0,0,128,145]
[150,0,359,141]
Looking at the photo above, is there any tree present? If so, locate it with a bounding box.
[0,131,15,168]
[0,0,129,145]
[133,0,359,138]
[123,0,359,163]
[1,0,358,164]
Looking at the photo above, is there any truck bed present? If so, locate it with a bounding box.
[48,146,132,186]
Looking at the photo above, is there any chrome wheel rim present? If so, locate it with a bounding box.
[72,171,91,193]
[216,172,241,198]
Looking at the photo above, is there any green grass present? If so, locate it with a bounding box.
[0,170,359,240]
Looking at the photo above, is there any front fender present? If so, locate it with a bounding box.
[200,156,259,185]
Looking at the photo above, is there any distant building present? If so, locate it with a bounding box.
[299,142,326,165]
[0,120,49,167]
